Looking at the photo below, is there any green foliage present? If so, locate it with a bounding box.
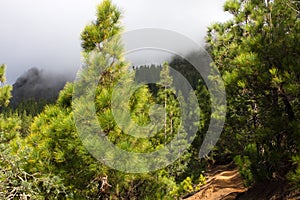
[81,0,122,52]
[169,52,209,90]
[234,155,254,186]
[0,64,20,145]
[0,145,68,199]
[156,62,180,144]
[22,4,128,197]
[19,111,33,138]
[223,0,240,14]
[207,0,300,185]
[0,65,68,199]
[1,0,298,197]
[12,99,54,116]
[171,174,206,197]
[0,64,6,83]
[0,64,12,107]
[134,59,210,197]
[25,104,105,198]
[180,177,194,193]
[288,156,300,189]
[0,113,20,143]
[20,2,199,198]
[56,82,74,108]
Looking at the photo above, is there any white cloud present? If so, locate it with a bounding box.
[0,0,231,83]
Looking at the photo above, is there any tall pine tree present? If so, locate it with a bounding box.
[207,0,300,184]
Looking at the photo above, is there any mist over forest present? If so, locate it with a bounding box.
[10,67,73,107]
[9,50,208,109]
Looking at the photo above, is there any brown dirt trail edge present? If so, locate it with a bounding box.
[184,163,246,200]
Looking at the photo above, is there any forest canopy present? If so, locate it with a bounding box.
[0,0,299,199]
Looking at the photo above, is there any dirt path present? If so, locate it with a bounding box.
[184,163,247,200]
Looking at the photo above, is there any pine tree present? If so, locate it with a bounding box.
[0,64,12,108]
[207,0,300,183]
[156,62,178,144]
[81,0,122,52]
[22,1,182,198]
[0,65,68,199]
[23,0,128,197]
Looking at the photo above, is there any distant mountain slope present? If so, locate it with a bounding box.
[10,67,72,107]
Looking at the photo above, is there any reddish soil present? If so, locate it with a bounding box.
[183,163,300,200]
[184,163,246,200]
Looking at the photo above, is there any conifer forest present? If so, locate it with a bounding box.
[0,0,300,199]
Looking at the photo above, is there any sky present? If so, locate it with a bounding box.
[0,0,231,84]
